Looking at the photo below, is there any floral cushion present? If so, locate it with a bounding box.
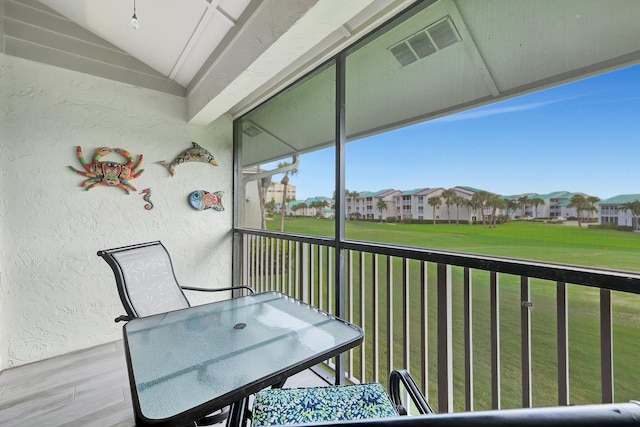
[251,383,399,426]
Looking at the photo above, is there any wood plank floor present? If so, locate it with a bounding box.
[0,341,329,426]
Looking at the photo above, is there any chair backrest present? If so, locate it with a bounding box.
[98,241,190,318]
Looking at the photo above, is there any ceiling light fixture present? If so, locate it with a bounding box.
[130,0,139,30]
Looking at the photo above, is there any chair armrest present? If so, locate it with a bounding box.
[388,369,433,415]
[115,315,133,323]
[181,285,255,294]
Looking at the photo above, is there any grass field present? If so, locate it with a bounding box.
[263,217,640,409]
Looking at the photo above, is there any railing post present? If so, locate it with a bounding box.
[403,258,410,375]
[437,263,453,413]
[464,268,473,411]
[348,250,354,377]
[521,276,532,408]
[490,271,501,410]
[387,256,394,374]
[334,50,347,385]
[557,282,570,406]
[373,254,380,383]
[360,251,367,382]
[300,243,309,302]
[310,245,316,306]
[600,289,614,403]
[421,261,428,400]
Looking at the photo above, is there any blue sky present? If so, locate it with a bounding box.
[276,65,640,201]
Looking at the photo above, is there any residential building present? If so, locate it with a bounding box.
[395,188,431,220]
[597,194,640,227]
[265,182,297,205]
[352,189,401,220]
[503,191,599,219]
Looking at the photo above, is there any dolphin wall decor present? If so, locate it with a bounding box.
[159,142,219,176]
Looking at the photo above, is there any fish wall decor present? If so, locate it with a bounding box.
[188,190,224,212]
[159,142,219,176]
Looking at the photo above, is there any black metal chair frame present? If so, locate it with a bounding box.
[97,241,254,323]
[388,369,434,415]
[98,240,254,426]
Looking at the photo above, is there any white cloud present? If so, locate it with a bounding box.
[435,97,575,122]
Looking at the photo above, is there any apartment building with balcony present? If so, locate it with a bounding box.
[502,191,599,219]
[345,189,401,221]
[597,194,640,227]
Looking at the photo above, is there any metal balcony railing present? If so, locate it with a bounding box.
[236,228,640,414]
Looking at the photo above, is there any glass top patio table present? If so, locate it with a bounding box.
[123,291,364,427]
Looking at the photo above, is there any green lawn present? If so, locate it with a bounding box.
[264,217,640,409]
[267,216,640,272]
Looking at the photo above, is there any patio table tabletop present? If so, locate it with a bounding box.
[123,291,363,427]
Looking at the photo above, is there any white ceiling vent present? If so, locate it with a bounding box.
[389,16,461,67]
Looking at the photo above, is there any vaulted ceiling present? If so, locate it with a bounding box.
[2,0,414,125]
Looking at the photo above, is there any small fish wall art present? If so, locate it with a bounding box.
[69,146,143,193]
[188,190,224,212]
[140,188,153,210]
[159,142,219,177]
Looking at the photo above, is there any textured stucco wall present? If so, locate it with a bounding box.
[0,54,234,369]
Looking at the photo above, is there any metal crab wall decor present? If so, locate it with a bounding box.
[69,146,144,193]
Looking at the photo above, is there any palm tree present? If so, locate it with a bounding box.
[441,189,456,224]
[621,200,640,230]
[466,198,478,224]
[257,171,272,230]
[290,202,301,216]
[265,198,276,216]
[568,194,586,227]
[568,194,599,227]
[587,196,601,220]
[316,199,330,217]
[471,191,491,227]
[428,196,441,225]
[376,199,387,222]
[529,197,544,219]
[345,190,358,219]
[277,161,298,232]
[487,194,504,228]
[451,194,465,226]
[504,198,519,221]
[517,195,530,219]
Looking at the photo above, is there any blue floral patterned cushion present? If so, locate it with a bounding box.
[251,383,399,426]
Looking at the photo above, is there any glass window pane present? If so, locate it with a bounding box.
[238,63,336,236]
[344,0,640,275]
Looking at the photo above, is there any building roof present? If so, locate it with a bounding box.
[597,194,640,205]
[400,188,429,196]
[361,189,396,198]
[304,196,332,204]
[455,186,484,194]
[501,193,537,199]
[416,188,442,196]
[533,191,568,200]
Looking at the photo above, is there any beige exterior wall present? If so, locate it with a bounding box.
[265,182,296,205]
